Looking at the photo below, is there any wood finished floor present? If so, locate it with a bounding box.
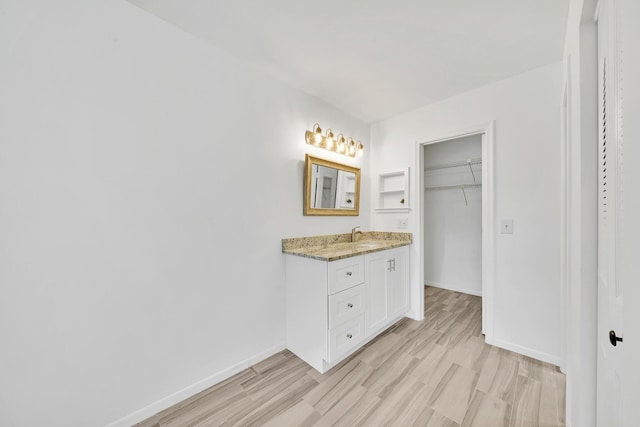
[136,287,565,427]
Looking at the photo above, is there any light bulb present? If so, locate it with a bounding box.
[305,124,323,146]
[337,134,346,152]
[349,139,356,154]
[312,123,323,145]
[357,142,364,157]
[325,129,334,149]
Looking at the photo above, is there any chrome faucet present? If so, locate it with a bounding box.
[351,226,363,242]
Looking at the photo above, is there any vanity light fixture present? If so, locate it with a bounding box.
[304,123,365,158]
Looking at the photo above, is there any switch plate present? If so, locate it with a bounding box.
[501,219,514,234]
[398,218,408,229]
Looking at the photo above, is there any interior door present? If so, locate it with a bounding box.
[596,0,625,424]
[312,165,338,208]
[619,3,640,424]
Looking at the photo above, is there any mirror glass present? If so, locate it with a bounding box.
[304,154,360,216]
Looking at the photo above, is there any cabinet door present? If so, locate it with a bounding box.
[365,251,390,336]
[388,247,410,319]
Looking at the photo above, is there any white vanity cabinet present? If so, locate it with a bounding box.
[284,245,410,373]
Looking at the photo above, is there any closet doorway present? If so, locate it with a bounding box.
[416,122,495,342]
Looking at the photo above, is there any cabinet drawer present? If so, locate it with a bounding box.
[327,314,365,362]
[328,256,364,294]
[328,284,365,328]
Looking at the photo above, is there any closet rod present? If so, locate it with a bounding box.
[424,157,482,172]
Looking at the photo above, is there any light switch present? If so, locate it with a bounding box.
[398,218,408,229]
[501,219,514,234]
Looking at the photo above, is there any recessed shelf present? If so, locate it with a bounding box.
[376,167,409,212]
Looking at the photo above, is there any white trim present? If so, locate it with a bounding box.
[560,57,572,375]
[247,343,287,366]
[425,281,482,297]
[411,139,425,321]
[415,121,496,342]
[493,338,562,367]
[105,342,286,427]
[418,122,492,144]
[482,122,496,340]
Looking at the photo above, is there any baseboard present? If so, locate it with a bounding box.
[425,280,482,297]
[247,343,287,366]
[105,342,286,427]
[492,338,561,367]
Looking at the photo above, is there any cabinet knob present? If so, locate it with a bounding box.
[347,303,353,308]
[347,334,353,339]
[346,271,353,276]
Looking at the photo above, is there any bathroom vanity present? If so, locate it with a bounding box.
[282,232,411,373]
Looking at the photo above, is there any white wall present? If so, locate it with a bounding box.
[371,62,563,364]
[424,135,482,296]
[0,1,370,426]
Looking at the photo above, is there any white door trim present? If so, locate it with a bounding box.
[414,121,496,343]
[560,58,572,374]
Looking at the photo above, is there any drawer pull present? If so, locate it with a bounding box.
[346,271,353,276]
[347,303,354,308]
[347,333,353,339]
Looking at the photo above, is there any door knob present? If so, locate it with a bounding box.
[609,330,623,347]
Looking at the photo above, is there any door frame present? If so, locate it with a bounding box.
[414,121,496,342]
[560,71,571,375]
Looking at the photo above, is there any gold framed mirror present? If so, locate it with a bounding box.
[304,154,361,216]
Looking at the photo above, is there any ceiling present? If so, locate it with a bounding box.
[128,0,569,123]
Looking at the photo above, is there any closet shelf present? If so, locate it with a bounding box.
[425,157,482,183]
[424,183,482,191]
[425,183,481,206]
[424,158,482,171]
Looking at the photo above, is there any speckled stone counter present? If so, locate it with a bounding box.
[282,231,412,261]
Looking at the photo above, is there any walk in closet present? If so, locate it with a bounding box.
[424,134,482,296]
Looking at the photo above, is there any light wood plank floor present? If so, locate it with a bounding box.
[136,287,565,427]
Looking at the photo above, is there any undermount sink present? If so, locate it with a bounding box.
[354,242,382,249]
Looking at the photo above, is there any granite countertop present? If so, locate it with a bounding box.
[282,231,412,261]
